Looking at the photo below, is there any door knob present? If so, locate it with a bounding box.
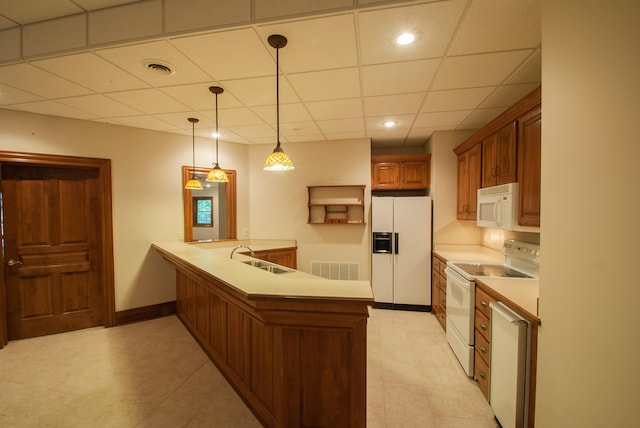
[7,259,22,266]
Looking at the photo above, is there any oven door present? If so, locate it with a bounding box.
[445,266,475,345]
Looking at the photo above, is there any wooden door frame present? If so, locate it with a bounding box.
[0,151,116,348]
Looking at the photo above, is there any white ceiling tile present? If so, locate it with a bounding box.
[221,76,298,107]
[414,110,472,128]
[324,130,367,141]
[106,88,190,114]
[280,121,322,137]
[252,103,312,124]
[57,94,142,117]
[421,87,495,112]
[449,0,541,55]
[317,118,365,135]
[74,0,142,11]
[171,28,273,81]
[367,127,410,141]
[480,83,540,109]
[362,59,440,96]
[364,93,425,116]
[285,133,326,143]
[152,112,214,130]
[358,0,466,65]
[256,14,357,73]
[0,0,82,25]
[12,100,97,120]
[431,50,533,90]
[0,63,92,98]
[0,15,16,30]
[201,107,265,127]
[33,52,148,92]
[160,83,244,111]
[97,40,211,86]
[461,107,507,128]
[110,115,178,131]
[505,49,542,84]
[306,98,363,121]
[0,83,43,104]
[288,68,360,101]
[228,124,275,139]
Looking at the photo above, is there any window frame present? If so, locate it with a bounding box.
[192,196,213,227]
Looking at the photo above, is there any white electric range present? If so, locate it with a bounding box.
[443,240,540,377]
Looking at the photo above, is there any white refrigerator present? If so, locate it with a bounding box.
[371,196,432,307]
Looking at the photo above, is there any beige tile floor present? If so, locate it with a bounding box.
[0,308,496,427]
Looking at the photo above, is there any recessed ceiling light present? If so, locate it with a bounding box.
[396,32,415,45]
[211,132,221,138]
[383,120,397,128]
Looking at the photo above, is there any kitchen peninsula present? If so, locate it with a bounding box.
[152,240,374,428]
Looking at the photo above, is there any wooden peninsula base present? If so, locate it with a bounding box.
[153,242,373,428]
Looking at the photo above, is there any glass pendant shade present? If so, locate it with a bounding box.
[206,163,229,182]
[185,177,203,190]
[264,34,294,171]
[264,146,295,171]
[206,86,229,182]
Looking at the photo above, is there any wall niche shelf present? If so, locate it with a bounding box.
[307,185,366,225]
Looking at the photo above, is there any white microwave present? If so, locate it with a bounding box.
[476,183,538,232]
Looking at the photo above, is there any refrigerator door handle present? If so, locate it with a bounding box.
[394,233,399,254]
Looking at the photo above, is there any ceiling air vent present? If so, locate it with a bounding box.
[142,59,175,75]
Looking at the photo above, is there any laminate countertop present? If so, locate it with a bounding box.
[434,244,539,320]
[152,240,374,303]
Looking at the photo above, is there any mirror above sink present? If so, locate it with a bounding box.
[182,165,237,242]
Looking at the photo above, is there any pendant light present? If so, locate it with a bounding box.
[184,117,203,190]
[264,34,295,171]
[206,86,229,182]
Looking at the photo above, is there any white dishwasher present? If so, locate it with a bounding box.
[489,301,530,428]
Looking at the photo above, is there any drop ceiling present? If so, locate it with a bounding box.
[0,0,541,147]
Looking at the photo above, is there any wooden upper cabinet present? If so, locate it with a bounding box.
[456,143,482,220]
[371,154,431,190]
[454,85,541,227]
[517,106,542,227]
[482,122,517,187]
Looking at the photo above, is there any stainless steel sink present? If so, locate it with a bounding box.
[242,260,293,274]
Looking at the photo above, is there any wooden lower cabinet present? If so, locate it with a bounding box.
[174,266,369,428]
[243,247,297,269]
[432,254,447,331]
[474,287,495,401]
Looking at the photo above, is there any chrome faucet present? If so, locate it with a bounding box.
[230,245,255,259]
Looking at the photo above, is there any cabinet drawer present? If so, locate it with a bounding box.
[438,260,447,277]
[475,350,490,400]
[475,309,491,341]
[475,329,491,365]
[439,275,447,294]
[475,287,494,318]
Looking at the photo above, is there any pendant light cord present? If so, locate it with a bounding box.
[275,44,281,149]
[215,91,220,163]
[191,119,196,176]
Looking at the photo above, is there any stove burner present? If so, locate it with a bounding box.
[451,263,532,279]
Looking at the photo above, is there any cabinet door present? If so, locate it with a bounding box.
[482,133,498,187]
[267,248,297,269]
[467,143,482,220]
[400,160,428,189]
[456,151,471,219]
[495,122,517,185]
[372,161,400,189]
[517,107,541,226]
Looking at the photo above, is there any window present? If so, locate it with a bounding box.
[193,197,213,227]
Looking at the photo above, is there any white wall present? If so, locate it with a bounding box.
[536,1,640,426]
[0,108,250,311]
[427,130,482,245]
[248,139,371,279]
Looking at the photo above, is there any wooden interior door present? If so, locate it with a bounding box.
[2,164,104,340]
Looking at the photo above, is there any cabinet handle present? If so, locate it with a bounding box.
[480,346,487,354]
[480,323,487,331]
[481,301,488,308]
[440,298,446,305]
[479,371,487,380]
